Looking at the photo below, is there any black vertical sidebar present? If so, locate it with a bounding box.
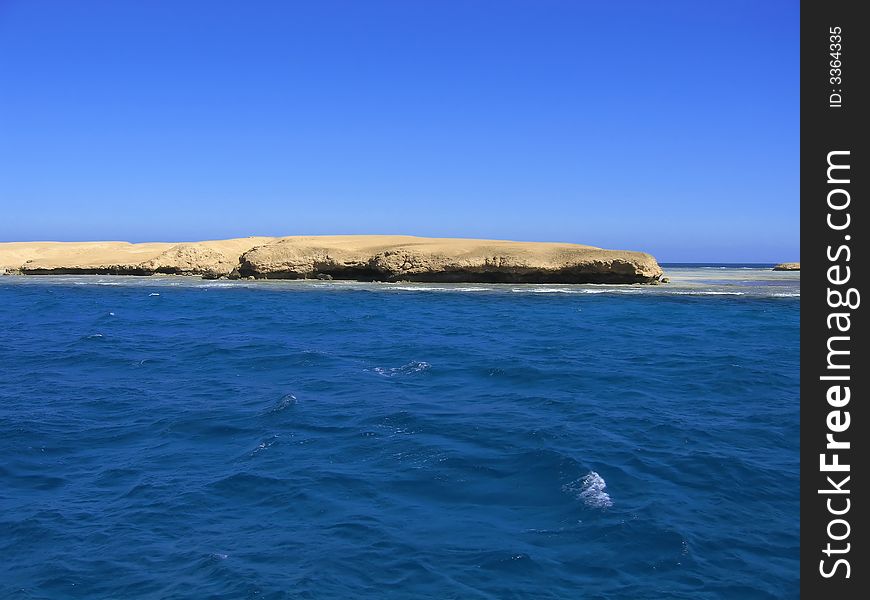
[801,0,867,596]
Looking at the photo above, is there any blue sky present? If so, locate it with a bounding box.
[0,0,798,262]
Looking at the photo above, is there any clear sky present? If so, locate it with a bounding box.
[0,0,798,262]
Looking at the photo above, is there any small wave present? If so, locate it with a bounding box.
[268,393,297,413]
[563,471,613,508]
[149,293,160,296]
[369,361,431,377]
[510,287,648,295]
[665,291,745,296]
[389,286,488,292]
[250,435,279,456]
[512,288,571,293]
[512,287,618,294]
[773,292,800,297]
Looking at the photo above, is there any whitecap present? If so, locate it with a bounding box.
[369,361,431,377]
[511,288,571,293]
[250,435,279,456]
[511,287,647,295]
[268,394,297,412]
[563,471,613,508]
[149,293,160,297]
[665,291,745,296]
[388,285,490,292]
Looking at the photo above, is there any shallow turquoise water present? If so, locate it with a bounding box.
[0,268,799,599]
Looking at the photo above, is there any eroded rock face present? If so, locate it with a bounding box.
[773,262,800,271]
[238,238,663,283]
[139,244,238,276]
[0,236,664,284]
[237,243,371,279]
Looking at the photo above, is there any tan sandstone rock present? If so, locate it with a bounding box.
[139,244,239,277]
[0,235,664,284]
[238,236,663,283]
[773,262,800,271]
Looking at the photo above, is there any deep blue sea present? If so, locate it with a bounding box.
[0,267,800,599]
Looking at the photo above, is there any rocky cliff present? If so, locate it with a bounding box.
[772,262,800,271]
[1,236,664,284]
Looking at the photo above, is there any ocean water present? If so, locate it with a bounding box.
[0,267,800,599]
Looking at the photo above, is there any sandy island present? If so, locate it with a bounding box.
[0,235,664,284]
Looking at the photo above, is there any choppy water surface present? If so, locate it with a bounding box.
[0,267,799,598]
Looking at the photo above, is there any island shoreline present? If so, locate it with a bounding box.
[0,235,664,284]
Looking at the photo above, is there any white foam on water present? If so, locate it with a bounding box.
[563,471,613,508]
[389,286,489,292]
[665,291,745,296]
[269,394,297,413]
[370,361,431,377]
[512,287,604,294]
[9,273,797,299]
[514,287,654,295]
[512,287,572,293]
[250,435,279,456]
